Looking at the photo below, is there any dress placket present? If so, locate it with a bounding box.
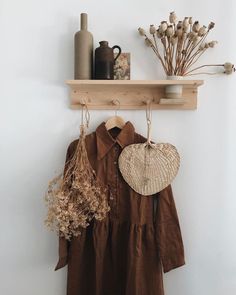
[108,143,120,219]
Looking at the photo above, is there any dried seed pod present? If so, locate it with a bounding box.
[159,21,168,33]
[188,31,197,40]
[189,17,193,25]
[198,26,207,36]
[177,21,183,29]
[192,21,200,32]
[208,40,218,48]
[224,62,235,74]
[169,11,177,24]
[208,22,215,30]
[166,25,174,37]
[199,43,206,50]
[183,17,189,27]
[156,29,162,38]
[138,27,146,36]
[149,25,156,35]
[204,42,209,49]
[183,23,190,32]
[192,35,200,45]
[145,37,153,47]
[176,28,183,37]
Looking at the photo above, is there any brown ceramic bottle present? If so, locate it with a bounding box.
[74,13,93,79]
[95,41,121,79]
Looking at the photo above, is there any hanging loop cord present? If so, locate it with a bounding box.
[143,100,153,186]
[80,102,90,135]
[146,100,152,146]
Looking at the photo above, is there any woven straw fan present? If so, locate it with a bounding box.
[118,101,180,195]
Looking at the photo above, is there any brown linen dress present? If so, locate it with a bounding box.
[54,121,185,295]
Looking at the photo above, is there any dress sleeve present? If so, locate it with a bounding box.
[54,236,70,270]
[155,185,185,273]
[54,142,75,271]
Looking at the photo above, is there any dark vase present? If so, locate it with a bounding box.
[95,41,121,80]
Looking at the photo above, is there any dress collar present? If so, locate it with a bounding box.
[95,121,135,160]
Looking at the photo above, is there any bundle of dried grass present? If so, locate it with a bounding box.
[45,113,110,240]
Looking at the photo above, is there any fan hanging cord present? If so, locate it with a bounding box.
[146,100,152,145]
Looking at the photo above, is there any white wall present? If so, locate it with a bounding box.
[1,0,236,294]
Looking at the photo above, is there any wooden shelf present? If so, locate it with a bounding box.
[66,80,204,110]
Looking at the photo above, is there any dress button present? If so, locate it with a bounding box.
[114,161,117,165]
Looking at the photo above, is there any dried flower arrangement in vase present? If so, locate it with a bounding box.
[138,12,235,99]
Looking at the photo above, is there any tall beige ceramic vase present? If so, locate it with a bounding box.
[74,13,93,79]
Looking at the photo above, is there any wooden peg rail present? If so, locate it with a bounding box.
[66,80,204,110]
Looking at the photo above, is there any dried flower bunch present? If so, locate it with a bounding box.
[138,12,235,76]
[45,125,110,240]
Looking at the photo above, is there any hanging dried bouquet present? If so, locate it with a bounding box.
[45,112,110,240]
[138,12,235,76]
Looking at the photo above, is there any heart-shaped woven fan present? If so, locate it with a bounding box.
[118,143,180,195]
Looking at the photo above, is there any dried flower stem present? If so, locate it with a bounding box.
[182,48,206,73]
[184,64,223,76]
[152,34,158,51]
[153,45,168,74]
[186,72,219,76]
[149,40,168,74]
